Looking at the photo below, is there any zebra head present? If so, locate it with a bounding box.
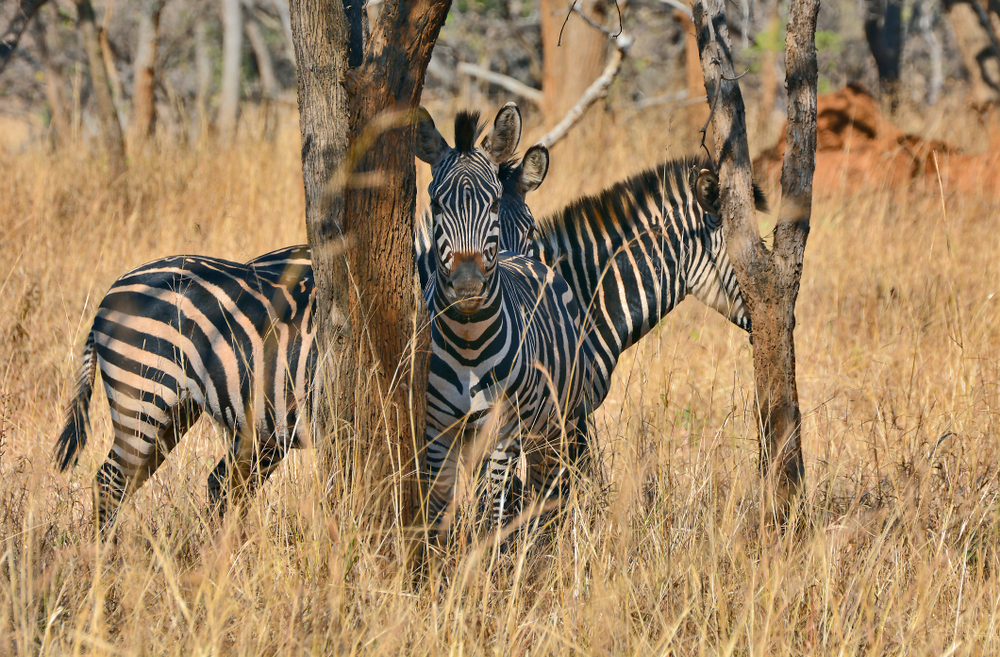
[689,168,768,336]
[498,143,549,259]
[414,103,523,315]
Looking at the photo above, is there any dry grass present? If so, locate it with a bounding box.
[2,102,1000,655]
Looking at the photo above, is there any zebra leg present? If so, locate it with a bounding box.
[206,456,229,521]
[424,431,461,537]
[94,399,202,538]
[224,432,290,514]
[477,436,522,529]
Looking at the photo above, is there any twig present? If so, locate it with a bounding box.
[455,62,544,105]
[557,0,578,46]
[538,34,634,149]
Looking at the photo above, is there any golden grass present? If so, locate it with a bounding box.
[2,103,1000,655]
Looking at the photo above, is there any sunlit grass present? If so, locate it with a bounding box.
[2,101,1000,654]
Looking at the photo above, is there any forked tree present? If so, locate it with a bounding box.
[288,0,450,526]
[692,0,819,522]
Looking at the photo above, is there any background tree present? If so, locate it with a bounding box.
[131,0,166,145]
[75,0,127,190]
[694,0,819,522]
[865,0,903,109]
[942,0,1000,108]
[219,0,243,143]
[290,0,449,529]
[539,0,607,125]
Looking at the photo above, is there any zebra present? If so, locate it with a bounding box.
[528,159,767,412]
[53,103,552,534]
[412,108,592,532]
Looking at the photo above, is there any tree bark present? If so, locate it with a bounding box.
[220,0,244,142]
[0,0,50,76]
[76,0,128,192]
[290,0,444,534]
[30,5,70,145]
[131,0,165,144]
[943,0,1000,108]
[539,0,608,125]
[694,0,818,523]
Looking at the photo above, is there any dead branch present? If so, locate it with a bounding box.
[538,32,633,150]
[456,62,544,105]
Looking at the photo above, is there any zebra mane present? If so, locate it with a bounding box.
[497,158,520,184]
[538,156,709,232]
[454,111,484,154]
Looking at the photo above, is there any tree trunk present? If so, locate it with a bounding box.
[943,0,1000,108]
[864,0,903,109]
[195,16,212,139]
[75,0,128,192]
[220,0,243,142]
[694,0,818,523]
[0,0,50,75]
[30,5,70,146]
[289,0,444,536]
[244,6,279,97]
[675,11,710,139]
[539,0,607,125]
[132,0,165,145]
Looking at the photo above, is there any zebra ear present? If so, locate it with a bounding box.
[695,169,720,215]
[481,102,522,165]
[517,144,549,195]
[413,106,450,166]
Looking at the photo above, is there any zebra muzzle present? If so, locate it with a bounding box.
[446,256,487,314]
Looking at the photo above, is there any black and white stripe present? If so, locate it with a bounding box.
[531,159,761,410]
[55,246,316,530]
[55,104,557,533]
[413,106,591,530]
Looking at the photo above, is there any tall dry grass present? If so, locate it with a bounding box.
[2,103,1000,655]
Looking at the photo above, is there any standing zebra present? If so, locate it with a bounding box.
[529,160,766,410]
[413,108,592,532]
[54,103,553,534]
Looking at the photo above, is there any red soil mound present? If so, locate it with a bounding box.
[755,84,1000,198]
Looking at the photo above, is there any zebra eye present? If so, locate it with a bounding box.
[431,198,443,214]
[490,200,499,215]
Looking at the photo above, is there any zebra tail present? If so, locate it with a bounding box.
[55,332,97,472]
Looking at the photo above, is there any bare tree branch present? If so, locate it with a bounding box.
[538,33,633,149]
[456,62,544,105]
[0,0,50,76]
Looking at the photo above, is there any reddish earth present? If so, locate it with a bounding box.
[755,84,1000,199]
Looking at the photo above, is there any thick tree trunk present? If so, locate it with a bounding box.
[132,0,165,144]
[290,0,443,534]
[289,0,354,501]
[220,0,243,142]
[0,0,50,75]
[339,0,445,530]
[539,0,607,125]
[76,0,127,191]
[943,0,1000,108]
[694,0,818,523]
[30,5,70,145]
